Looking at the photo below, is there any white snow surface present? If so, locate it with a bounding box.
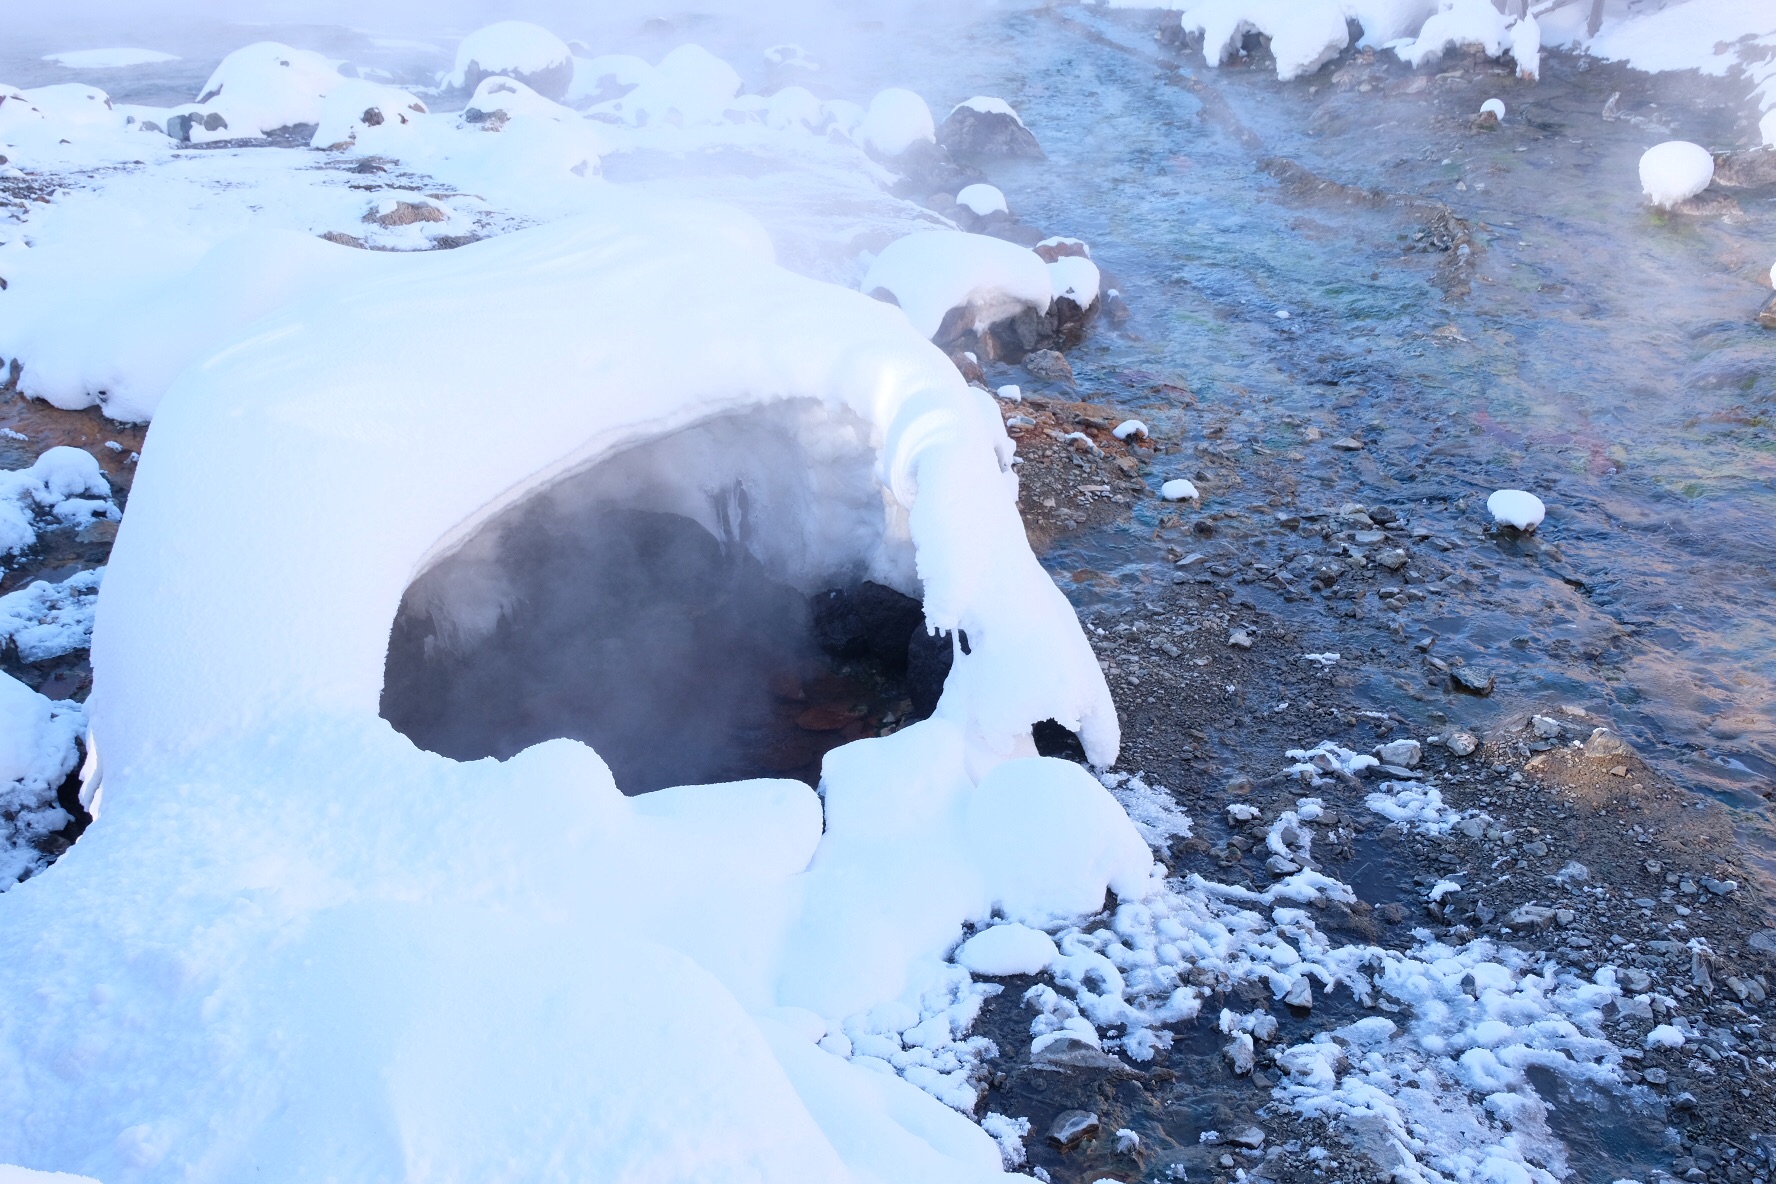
[0,670,85,889]
[310,78,428,149]
[1177,0,1353,81]
[42,49,179,69]
[0,449,115,558]
[1639,140,1715,208]
[589,44,742,127]
[956,183,1007,217]
[444,21,571,89]
[1160,478,1199,501]
[0,186,1126,1180]
[0,568,103,664]
[1487,488,1546,530]
[861,88,936,157]
[179,42,342,143]
[863,231,1053,339]
[1047,256,1101,305]
[955,923,1059,977]
[1395,0,1510,68]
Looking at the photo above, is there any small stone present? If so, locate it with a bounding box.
[1643,1067,1669,1085]
[1554,908,1576,926]
[1747,929,1776,954]
[1623,968,1652,993]
[1378,548,1409,570]
[1507,903,1556,929]
[1048,1109,1100,1149]
[1584,728,1633,760]
[1445,730,1479,757]
[1522,840,1548,857]
[1224,1032,1256,1075]
[1451,666,1495,696]
[1378,739,1422,768]
[1266,854,1300,875]
[1282,977,1313,1009]
[1024,349,1075,385]
[1114,1129,1140,1154]
[1531,715,1561,738]
[1228,629,1253,649]
[1227,1127,1266,1149]
[1353,530,1386,545]
[1701,877,1738,896]
[1330,436,1365,451]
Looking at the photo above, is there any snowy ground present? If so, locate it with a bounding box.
[0,2,1773,1182]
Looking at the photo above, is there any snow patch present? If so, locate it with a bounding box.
[1639,141,1715,208]
[863,230,1052,339]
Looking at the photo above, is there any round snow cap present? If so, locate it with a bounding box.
[1638,141,1714,209]
[1112,419,1147,440]
[956,183,1007,217]
[1160,478,1198,501]
[1480,98,1505,121]
[1487,489,1545,531]
[955,923,1058,976]
[861,87,934,157]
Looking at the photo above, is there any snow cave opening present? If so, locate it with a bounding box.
[379,399,965,794]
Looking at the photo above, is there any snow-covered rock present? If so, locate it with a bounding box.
[955,923,1059,976]
[1639,140,1715,208]
[1161,478,1199,501]
[765,86,824,131]
[1480,98,1505,122]
[461,75,578,128]
[863,230,1052,340]
[955,183,1007,217]
[1180,0,1351,81]
[1395,0,1510,68]
[173,42,341,143]
[446,21,573,101]
[1047,256,1101,307]
[862,88,936,157]
[310,78,427,150]
[592,44,741,127]
[1486,488,1545,531]
[0,669,85,889]
[936,96,1044,159]
[1113,420,1147,440]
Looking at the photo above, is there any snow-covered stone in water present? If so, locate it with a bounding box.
[955,923,1059,976]
[1224,1031,1256,1074]
[173,42,341,143]
[1479,98,1506,122]
[447,21,573,101]
[462,75,579,129]
[0,567,103,663]
[1180,0,1351,81]
[1639,140,1715,208]
[310,79,427,149]
[764,86,823,131]
[862,230,1052,340]
[861,87,935,157]
[1047,257,1101,307]
[955,183,1007,217]
[936,96,1044,159]
[0,669,86,889]
[594,45,741,127]
[964,758,1152,925]
[1161,478,1199,501]
[1112,420,1147,441]
[1508,14,1541,80]
[1034,237,1090,263]
[1486,488,1545,531]
[1395,0,1510,67]
[0,448,115,558]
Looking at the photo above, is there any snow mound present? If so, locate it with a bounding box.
[310,78,427,150]
[0,567,103,664]
[0,670,85,889]
[1048,256,1101,305]
[1487,488,1545,530]
[863,230,1052,339]
[956,183,1007,216]
[1639,140,1715,208]
[1180,0,1351,82]
[1395,0,1510,68]
[1161,478,1198,501]
[955,923,1059,976]
[176,42,341,143]
[862,87,936,157]
[0,448,114,557]
[446,21,573,100]
[592,44,742,127]
[462,75,578,127]
[766,86,824,131]
[43,49,178,69]
[1480,98,1505,121]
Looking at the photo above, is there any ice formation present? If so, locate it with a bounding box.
[1510,13,1542,81]
[1487,488,1546,531]
[861,87,936,157]
[1639,140,1716,208]
[862,231,1053,340]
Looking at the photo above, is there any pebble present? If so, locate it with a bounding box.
[1531,715,1561,738]
[1228,629,1253,649]
[1378,739,1422,768]
[1282,978,1313,1008]
[1330,437,1365,451]
[1701,877,1738,896]
[1451,666,1496,696]
[1444,730,1479,757]
[1378,548,1409,570]
[1584,728,1634,760]
[1048,1110,1100,1149]
[1227,1127,1267,1149]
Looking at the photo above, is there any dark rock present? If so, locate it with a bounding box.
[366,200,446,228]
[1451,666,1494,695]
[889,138,984,197]
[1047,1109,1100,1149]
[810,581,924,673]
[1024,349,1075,385]
[949,350,984,384]
[1033,239,1089,263]
[460,57,573,102]
[320,230,367,249]
[1033,719,1086,761]
[906,626,959,718]
[1759,292,1776,331]
[935,104,1045,160]
[1712,147,1776,189]
[980,221,1048,249]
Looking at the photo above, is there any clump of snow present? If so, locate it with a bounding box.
[445,22,572,98]
[979,1113,1031,1169]
[0,448,114,557]
[1179,0,1352,81]
[176,42,341,143]
[1487,488,1546,530]
[462,75,578,127]
[0,568,103,663]
[766,86,824,131]
[0,670,85,889]
[591,44,741,127]
[1284,740,1378,785]
[1480,98,1506,121]
[956,183,1007,217]
[43,48,179,69]
[1395,0,1510,68]
[1639,140,1715,208]
[1112,420,1147,440]
[1160,478,1198,501]
[862,230,1052,339]
[1366,781,1487,836]
[955,923,1059,976]
[1048,256,1101,305]
[1645,1023,1685,1049]
[311,78,427,150]
[862,88,935,157]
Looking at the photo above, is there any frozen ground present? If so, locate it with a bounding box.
[0,2,1773,1181]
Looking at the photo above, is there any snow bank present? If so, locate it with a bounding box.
[953,96,1024,125]
[175,42,341,143]
[43,49,178,69]
[0,448,115,557]
[445,21,573,100]
[1179,0,1351,81]
[863,231,1052,339]
[1395,0,1510,69]
[0,196,1119,1179]
[1639,141,1715,208]
[862,88,936,156]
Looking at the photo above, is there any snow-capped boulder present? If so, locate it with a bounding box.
[1395,0,1510,68]
[593,44,741,127]
[1486,489,1544,531]
[1180,0,1351,82]
[447,21,574,102]
[955,183,1007,217]
[461,75,577,129]
[565,53,651,106]
[863,230,1051,341]
[1162,478,1200,501]
[1480,98,1505,121]
[954,923,1058,976]
[822,99,865,141]
[1048,256,1101,309]
[1034,236,1090,263]
[310,78,427,150]
[13,84,123,133]
[0,668,85,888]
[861,87,935,157]
[173,41,341,143]
[765,85,823,131]
[1639,140,1715,208]
[936,96,1044,159]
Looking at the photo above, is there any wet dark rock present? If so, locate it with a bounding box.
[1033,719,1087,761]
[980,221,1048,249]
[1712,147,1776,189]
[889,138,984,197]
[1451,666,1495,695]
[935,104,1045,160]
[1047,1109,1100,1149]
[811,581,925,673]
[906,625,959,718]
[1024,349,1075,385]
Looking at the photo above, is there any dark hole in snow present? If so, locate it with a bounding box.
[1032,719,1086,762]
[380,401,950,794]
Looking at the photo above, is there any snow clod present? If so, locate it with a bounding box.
[1639,141,1715,209]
